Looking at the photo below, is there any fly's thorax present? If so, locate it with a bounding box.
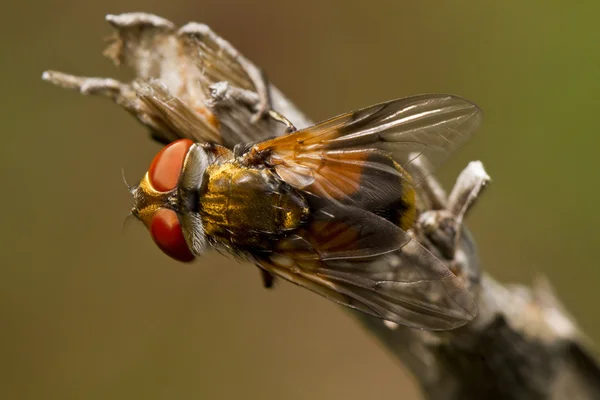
[198,162,309,247]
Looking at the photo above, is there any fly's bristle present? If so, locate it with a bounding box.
[121,211,138,233]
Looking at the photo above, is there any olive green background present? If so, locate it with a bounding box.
[2,1,599,399]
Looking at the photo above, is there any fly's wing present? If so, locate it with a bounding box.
[246,96,481,328]
[259,205,477,330]
[251,94,482,204]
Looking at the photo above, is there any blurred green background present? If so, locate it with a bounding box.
[2,1,599,399]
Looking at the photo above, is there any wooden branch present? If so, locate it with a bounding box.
[42,13,600,400]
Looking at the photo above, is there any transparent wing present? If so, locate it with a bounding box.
[269,148,414,220]
[254,94,482,189]
[260,205,477,330]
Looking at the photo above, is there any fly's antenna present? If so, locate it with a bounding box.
[121,168,138,232]
[121,167,134,193]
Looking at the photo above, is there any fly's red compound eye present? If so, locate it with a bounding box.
[150,208,195,262]
[143,139,196,262]
[148,139,195,192]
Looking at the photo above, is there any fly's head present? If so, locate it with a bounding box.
[129,139,216,262]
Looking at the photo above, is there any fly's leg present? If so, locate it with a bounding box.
[230,56,271,123]
[249,67,272,123]
[268,110,297,134]
[258,266,276,288]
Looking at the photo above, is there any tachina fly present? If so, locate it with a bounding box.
[130,89,481,330]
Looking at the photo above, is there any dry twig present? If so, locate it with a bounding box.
[43,13,600,400]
